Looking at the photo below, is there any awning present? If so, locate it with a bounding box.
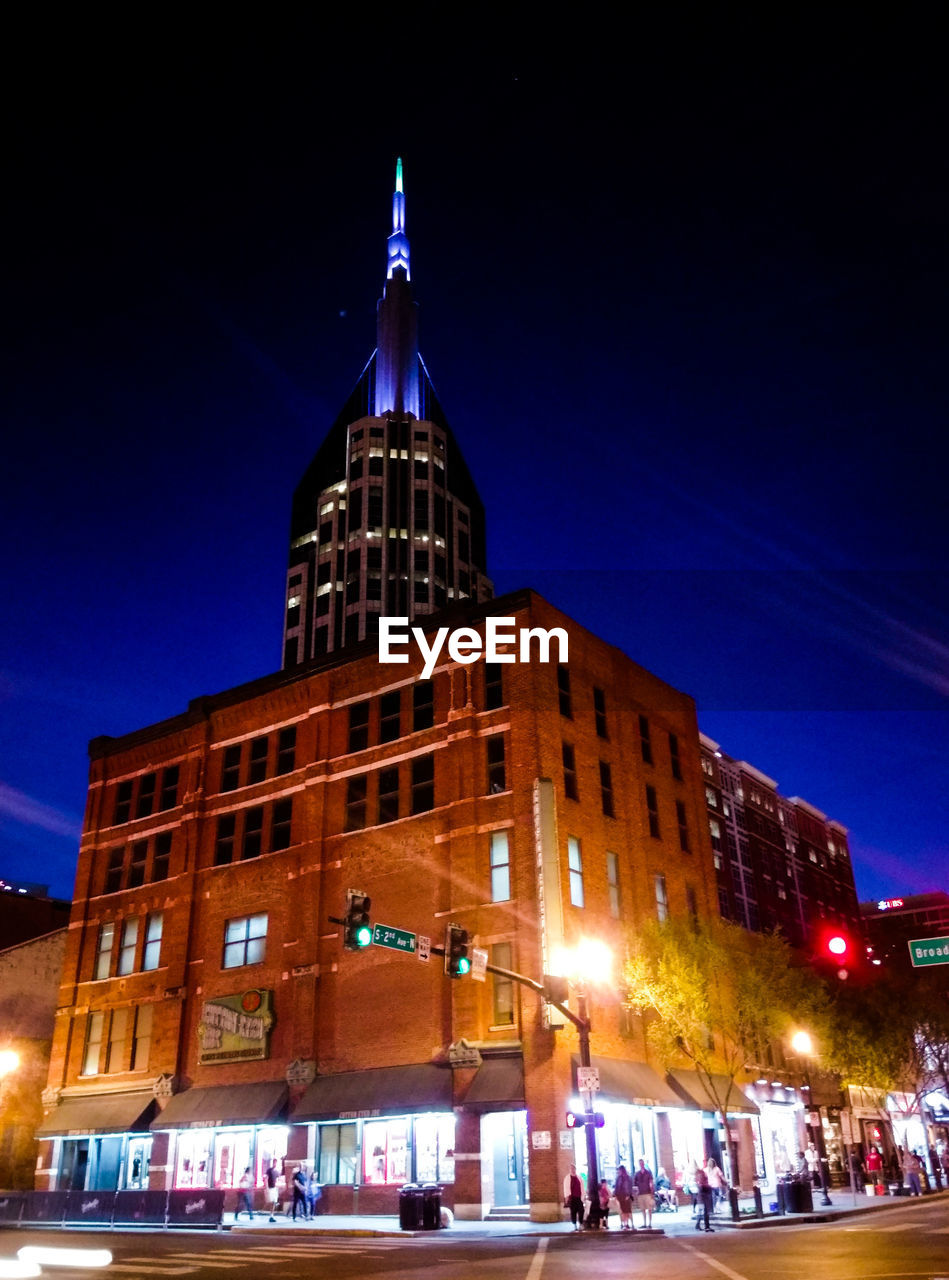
[152,1081,288,1129]
[572,1056,684,1108]
[667,1070,760,1115]
[36,1091,156,1136]
[293,1064,452,1122]
[463,1056,525,1111]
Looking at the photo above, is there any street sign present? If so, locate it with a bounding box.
[372,924,416,954]
[417,934,431,963]
[577,1066,600,1093]
[470,946,488,982]
[908,936,949,967]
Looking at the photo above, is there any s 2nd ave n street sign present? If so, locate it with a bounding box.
[372,924,416,954]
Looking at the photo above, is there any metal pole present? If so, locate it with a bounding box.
[576,986,600,1223]
[804,1063,832,1206]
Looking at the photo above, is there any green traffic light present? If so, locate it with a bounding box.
[356,925,373,948]
[457,957,470,975]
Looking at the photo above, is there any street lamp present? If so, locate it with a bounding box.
[790,1030,832,1206]
[553,940,612,1219]
[0,1049,19,1078]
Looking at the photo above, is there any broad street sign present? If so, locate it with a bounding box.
[577,1066,600,1093]
[908,936,949,967]
[372,924,416,954]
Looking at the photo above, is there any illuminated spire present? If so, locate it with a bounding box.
[387,156,410,280]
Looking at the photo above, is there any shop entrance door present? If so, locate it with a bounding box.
[60,1139,89,1190]
[483,1111,528,1209]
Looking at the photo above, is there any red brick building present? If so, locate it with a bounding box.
[38,589,740,1220]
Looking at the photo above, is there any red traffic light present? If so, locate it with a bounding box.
[827,934,849,957]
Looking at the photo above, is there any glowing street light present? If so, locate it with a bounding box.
[790,1030,831,1205]
[0,1050,19,1078]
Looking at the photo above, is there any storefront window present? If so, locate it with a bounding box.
[175,1131,213,1188]
[668,1107,705,1188]
[318,1123,357,1185]
[255,1126,289,1185]
[363,1119,409,1185]
[125,1137,152,1189]
[414,1113,455,1183]
[214,1128,254,1189]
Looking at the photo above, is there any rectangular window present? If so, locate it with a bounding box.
[118,917,139,975]
[221,745,241,792]
[490,830,511,901]
[136,773,156,819]
[142,912,163,971]
[639,715,653,765]
[655,873,669,921]
[669,733,683,781]
[562,742,578,801]
[94,922,115,981]
[276,726,297,775]
[487,736,506,793]
[607,851,620,919]
[106,1007,128,1073]
[131,1004,153,1072]
[379,691,401,742]
[103,848,125,895]
[248,737,269,785]
[215,814,236,866]
[568,836,584,907]
[646,784,660,838]
[599,760,615,818]
[271,798,293,851]
[349,702,370,753]
[413,681,434,731]
[593,687,608,739]
[223,913,268,969]
[686,886,699,919]
[82,1011,104,1076]
[318,1122,358,1186]
[159,765,180,812]
[377,767,400,824]
[557,664,572,718]
[676,800,690,852]
[114,780,133,826]
[411,755,435,814]
[708,817,722,851]
[242,806,264,859]
[491,941,514,1026]
[345,777,368,831]
[484,663,504,710]
[705,784,718,809]
[152,831,172,882]
[128,840,147,889]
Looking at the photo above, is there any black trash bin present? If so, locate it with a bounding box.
[776,1182,787,1215]
[421,1183,442,1230]
[399,1184,423,1230]
[785,1180,813,1213]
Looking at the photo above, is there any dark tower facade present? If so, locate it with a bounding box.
[283,161,492,666]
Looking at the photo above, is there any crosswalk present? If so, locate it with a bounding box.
[104,1240,406,1276]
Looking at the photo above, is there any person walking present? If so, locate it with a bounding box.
[866,1145,883,1188]
[563,1164,585,1230]
[693,1163,714,1232]
[598,1179,611,1228]
[613,1163,635,1230]
[291,1164,309,1220]
[705,1157,727,1214]
[307,1168,322,1216]
[235,1167,254,1220]
[264,1159,280,1221]
[633,1158,655,1229]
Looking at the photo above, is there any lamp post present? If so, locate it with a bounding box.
[790,1031,832,1206]
[555,939,611,1221]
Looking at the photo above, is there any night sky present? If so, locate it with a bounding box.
[3,16,947,905]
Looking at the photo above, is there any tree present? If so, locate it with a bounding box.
[624,916,825,1181]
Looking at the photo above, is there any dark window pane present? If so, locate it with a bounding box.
[159,766,180,811]
[345,776,368,831]
[248,737,268,784]
[103,847,125,895]
[411,755,435,814]
[380,691,401,742]
[487,736,506,793]
[221,745,241,792]
[114,781,133,826]
[639,715,653,765]
[557,665,572,718]
[378,767,400,824]
[128,840,148,888]
[136,773,156,819]
[277,726,297,775]
[349,701,370,752]
[242,807,264,859]
[562,743,578,801]
[152,832,172,882]
[271,798,293,851]
[215,814,236,866]
[413,681,434,731]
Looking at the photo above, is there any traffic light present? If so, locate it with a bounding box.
[819,928,855,980]
[565,1110,605,1128]
[343,890,372,950]
[444,923,471,978]
[566,1110,580,1129]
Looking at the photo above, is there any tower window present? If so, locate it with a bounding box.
[221,745,241,792]
[215,814,236,866]
[248,737,268,785]
[676,800,690,852]
[646,785,660,838]
[411,755,435,814]
[568,836,584,907]
[413,681,434,731]
[378,767,400,824]
[487,736,506,793]
[159,766,180,812]
[113,781,133,826]
[380,690,401,742]
[655,874,669,921]
[276,726,297,775]
[593,688,608,740]
[639,716,653,765]
[484,663,504,710]
[271,798,293,851]
[349,702,370,753]
[557,665,572,718]
[242,806,264,860]
[562,743,578,801]
[136,773,156,819]
[599,761,615,818]
[669,733,683,781]
[345,777,368,831]
[490,830,511,901]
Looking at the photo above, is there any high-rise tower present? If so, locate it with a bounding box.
[282,161,492,666]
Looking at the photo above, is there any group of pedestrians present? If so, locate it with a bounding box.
[562,1158,666,1231]
[234,1159,322,1221]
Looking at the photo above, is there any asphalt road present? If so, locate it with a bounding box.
[3,1197,948,1280]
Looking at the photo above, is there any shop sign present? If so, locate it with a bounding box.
[198,989,274,1065]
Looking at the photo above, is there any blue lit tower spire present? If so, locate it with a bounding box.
[374,157,419,417]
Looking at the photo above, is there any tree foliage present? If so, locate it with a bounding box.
[623,916,827,1163]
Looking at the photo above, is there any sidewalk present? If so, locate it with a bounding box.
[230,1187,949,1239]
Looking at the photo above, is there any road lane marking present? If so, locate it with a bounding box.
[525,1237,548,1280]
[678,1242,751,1280]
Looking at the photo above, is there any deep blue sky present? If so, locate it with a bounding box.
[2,16,947,905]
